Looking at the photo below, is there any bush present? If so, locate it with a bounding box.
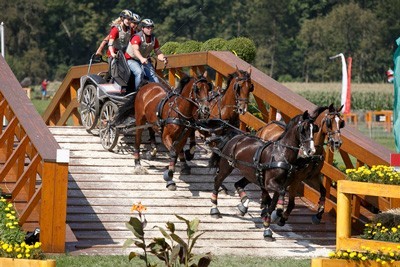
[200,38,227,51]
[161,41,180,55]
[175,40,202,54]
[225,37,256,63]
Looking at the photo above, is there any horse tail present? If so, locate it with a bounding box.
[114,94,136,125]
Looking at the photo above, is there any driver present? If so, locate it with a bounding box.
[125,19,168,91]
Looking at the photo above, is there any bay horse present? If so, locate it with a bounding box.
[185,66,254,162]
[234,104,345,229]
[208,111,318,240]
[125,73,211,190]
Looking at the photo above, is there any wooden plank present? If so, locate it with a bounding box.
[49,126,337,257]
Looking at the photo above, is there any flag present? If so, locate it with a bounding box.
[393,37,400,152]
[330,53,350,113]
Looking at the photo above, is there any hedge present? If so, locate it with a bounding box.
[160,37,256,63]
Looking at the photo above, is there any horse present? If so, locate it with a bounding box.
[208,111,318,240]
[234,104,345,228]
[131,73,211,190]
[185,66,254,163]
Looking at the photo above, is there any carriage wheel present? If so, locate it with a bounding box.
[99,101,120,151]
[79,84,100,133]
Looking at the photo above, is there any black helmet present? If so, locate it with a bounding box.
[120,9,133,19]
[131,13,141,23]
[141,19,154,27]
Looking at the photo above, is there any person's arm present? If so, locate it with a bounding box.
[107,28,119,58]
[132,44,148,64]
[154,39,167,64]
[96,35,109,55]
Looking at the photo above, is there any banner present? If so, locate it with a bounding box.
[345,57,352,114]
[393,37,400,152]
[330,53,349,113]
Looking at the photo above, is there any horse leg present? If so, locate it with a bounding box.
[312,177,326,224]
[208,151,220,168]
[210,162,233,219]
[179,152,191,175]
[163,151,177,191]
[276,181,299,227]
[146,128,157,159]
[184,131,196,161]
[234,177,251,216]
[262,192,280,242]
[260,188,272,210]
[134,125,144,167]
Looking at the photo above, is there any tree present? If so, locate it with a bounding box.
[298,3,386,82]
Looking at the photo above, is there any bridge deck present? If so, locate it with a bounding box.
[50,126,336,257]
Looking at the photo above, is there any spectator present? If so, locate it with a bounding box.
[41,79,49,100]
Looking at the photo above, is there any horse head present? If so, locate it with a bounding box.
[295,110,318,158]
[321,104,345,151]
[232,66,254,115]
[191,71,212,119]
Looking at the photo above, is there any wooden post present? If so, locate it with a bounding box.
[336,180,352,249]
[40,161,68,252]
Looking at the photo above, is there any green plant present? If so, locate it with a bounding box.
[0,197,43,259]
[124,202,211,267]
[346,165,400,185]
[225,37,256,63]
[200,38,227,51]
[162,42,181,55]
[175,41,203,54]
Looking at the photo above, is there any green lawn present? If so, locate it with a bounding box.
[48,254,311,267]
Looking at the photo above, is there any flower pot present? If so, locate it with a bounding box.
[0,257,55,267]
[311,258,400,267]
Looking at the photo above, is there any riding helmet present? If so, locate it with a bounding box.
[141,19,154,27]
[120,9,134,19]
[131,13,141,23]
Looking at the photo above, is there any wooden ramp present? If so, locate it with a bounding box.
[50,126,336,258]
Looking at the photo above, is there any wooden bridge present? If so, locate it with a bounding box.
[0,52,393,256]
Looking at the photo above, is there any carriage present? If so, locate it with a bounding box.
[77,52,145,151]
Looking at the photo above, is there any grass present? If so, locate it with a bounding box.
[48,254,311,267]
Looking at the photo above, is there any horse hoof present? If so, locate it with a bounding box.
[166,181,176,191]
[210,208,221,218]
[184,149,195,161]
[311,215,321,225]
[163,170,173,181]
[263,229,275,241]
[270,210,281,223]
[260,208,268,218]
[237,203,248,216]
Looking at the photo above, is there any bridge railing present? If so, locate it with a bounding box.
[0,56,68,252]
[43,51,392,232]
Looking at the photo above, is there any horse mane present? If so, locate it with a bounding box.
[174,76,192,94]
[275,113,303,141]
[310,106,328,120]
[223,70,249,91]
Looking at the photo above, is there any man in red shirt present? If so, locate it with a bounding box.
[41,79,48,100]
[125,19,167,91]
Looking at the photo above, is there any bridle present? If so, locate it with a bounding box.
[233,74,254,114]
[323,111,344,152]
